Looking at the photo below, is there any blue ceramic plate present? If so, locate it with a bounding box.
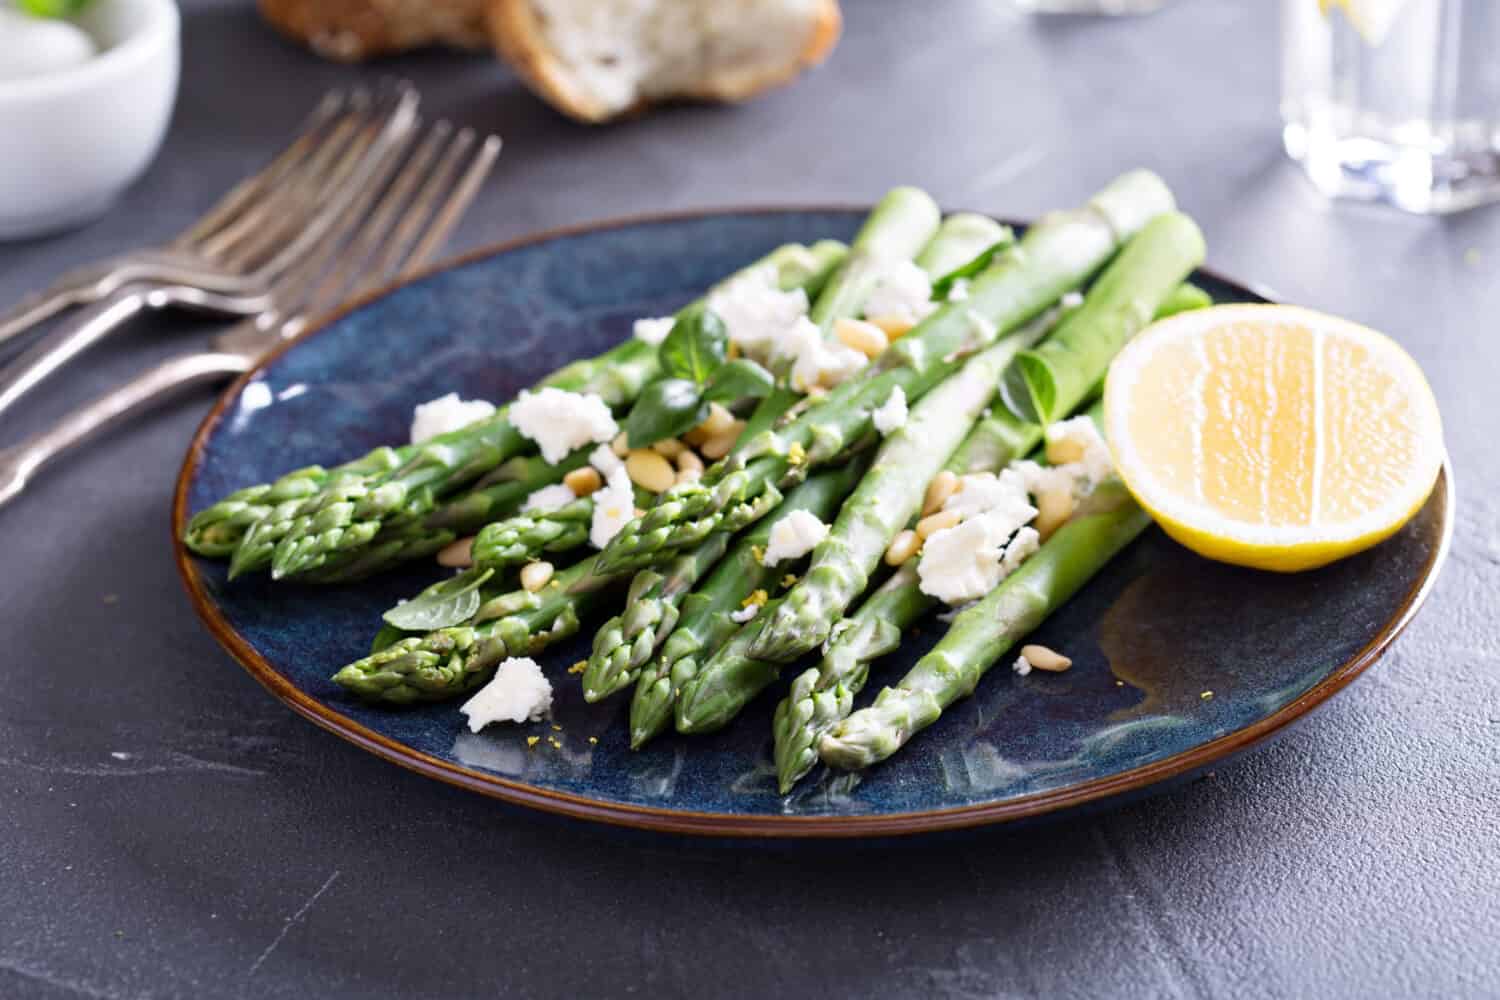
[174,209,1453,837]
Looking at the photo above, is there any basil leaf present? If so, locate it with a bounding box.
[625,378,708,448]
[703,358,774,403]
[659,305,728,384]
[382,567,495,631]
[931,236,1015,300]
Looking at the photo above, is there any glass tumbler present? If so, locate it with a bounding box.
[1282,0,1500,214]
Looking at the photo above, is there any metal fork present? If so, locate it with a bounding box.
[0,121,501,510]
[0,83,419,349]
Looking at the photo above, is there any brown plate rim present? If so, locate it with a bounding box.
[170,205,1456,838]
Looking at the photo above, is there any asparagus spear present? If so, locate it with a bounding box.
[595,170,1177,577]
[818,479,1150,770]
[916,213,1013,283]
[999,212,1207,424]
[748,321,1050,663]
[227,241,845,580]
[331,554,617,704]
[580,531,731,701]
[771,286,1210,791]
[674,598,788,734]
[626,459,868,748]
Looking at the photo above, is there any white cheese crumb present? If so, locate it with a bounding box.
[1045,416,1115,485]
[947,279,970,302]
[730,604,760,623]
[763,509,830,567]
[999,526,1041,576]
[589,443,623,477]
[1013,654,1033,677]
[707,265,810,361]
[633,316,675,345]
[459,657,553,730]
[916,502,1033,606]
[944,469,1030,520]
[779,315,867,393]
[1061,291,1085,310]
[872,386,909,435]
[865,259,938,324]
[524,483,576,513]
[589,465,636,549]
[410,393,496,445]
[510,387,618,464]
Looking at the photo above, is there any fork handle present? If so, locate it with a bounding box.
[0,261,129,349]
[0,285,154,422]
[0,350,250,510]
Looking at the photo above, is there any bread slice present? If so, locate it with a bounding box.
[487,0,841,123]
[258,0,490,62]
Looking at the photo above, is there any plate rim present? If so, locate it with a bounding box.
[171,205,1456,838]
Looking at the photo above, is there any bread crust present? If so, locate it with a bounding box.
[486,0,842,124]
[258,0,490,62]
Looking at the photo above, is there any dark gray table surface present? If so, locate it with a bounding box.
[2,1,1497,997]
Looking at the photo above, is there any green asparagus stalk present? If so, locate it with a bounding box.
[674,598,788,734]
[770,289,1209,791]
[999,212,1207,424]
[1156,281,1212,318]
[580,531,732,702]
[227,241,844,581]
[916,213,1012,283]
[818,479,1150,770]
[626,459,869,748]
[748,320,1051,663]
[331,554,617,704]
[595,170,1177,577]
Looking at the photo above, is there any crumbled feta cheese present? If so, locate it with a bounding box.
[589,465,636,549]
[1013,654,1033,677]
[778,316,867,393]
[999,526,1041,576]
[947,279,970,302]
[944,469,1030,521]
[730,604,760,623]
[1045,416,1114,484]
[589,443,623,477]
[1061,291,1085,310]
[410,393,495,445]
[707,266,810,360]
[763,509,830,567]
[510,387,618,464]
[865,259,938,324]
[525,483,576,513]
[633,316,675,345]
[872,386,909,435]
[916,496,1036,606]
[459,657,553,730]
[1012,459,1078,499]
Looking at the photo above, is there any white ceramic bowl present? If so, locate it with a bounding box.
[0,0,180,240]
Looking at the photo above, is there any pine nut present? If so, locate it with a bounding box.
[436,536,475,568]
[1020,644,1071,672]
[922,470,959,516]
[866,314,915,340]
[699,422,745,461]
[626,449,676,493]
[834,317,890,359]
[916,509,962,540]
[563,466,603,497]
[675,468,701,485]
[520,561,555,592]
[610,432,630,458]
[683,425,710,447]
[1033,488,1074,541]
[699,401,737,437]
[885,529,921,566]
[1046,435,1087,465]
[652,438,685,459]
[675,450,704,476]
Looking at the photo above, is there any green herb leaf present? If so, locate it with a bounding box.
[17,0,91,16]
[931,235,1014,300]
[703,358,774,403]
[659,305,728,384]
[625,378,708,448]
[382,567,495,631]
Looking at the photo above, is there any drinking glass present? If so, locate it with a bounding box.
[1282,0,1500,214]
